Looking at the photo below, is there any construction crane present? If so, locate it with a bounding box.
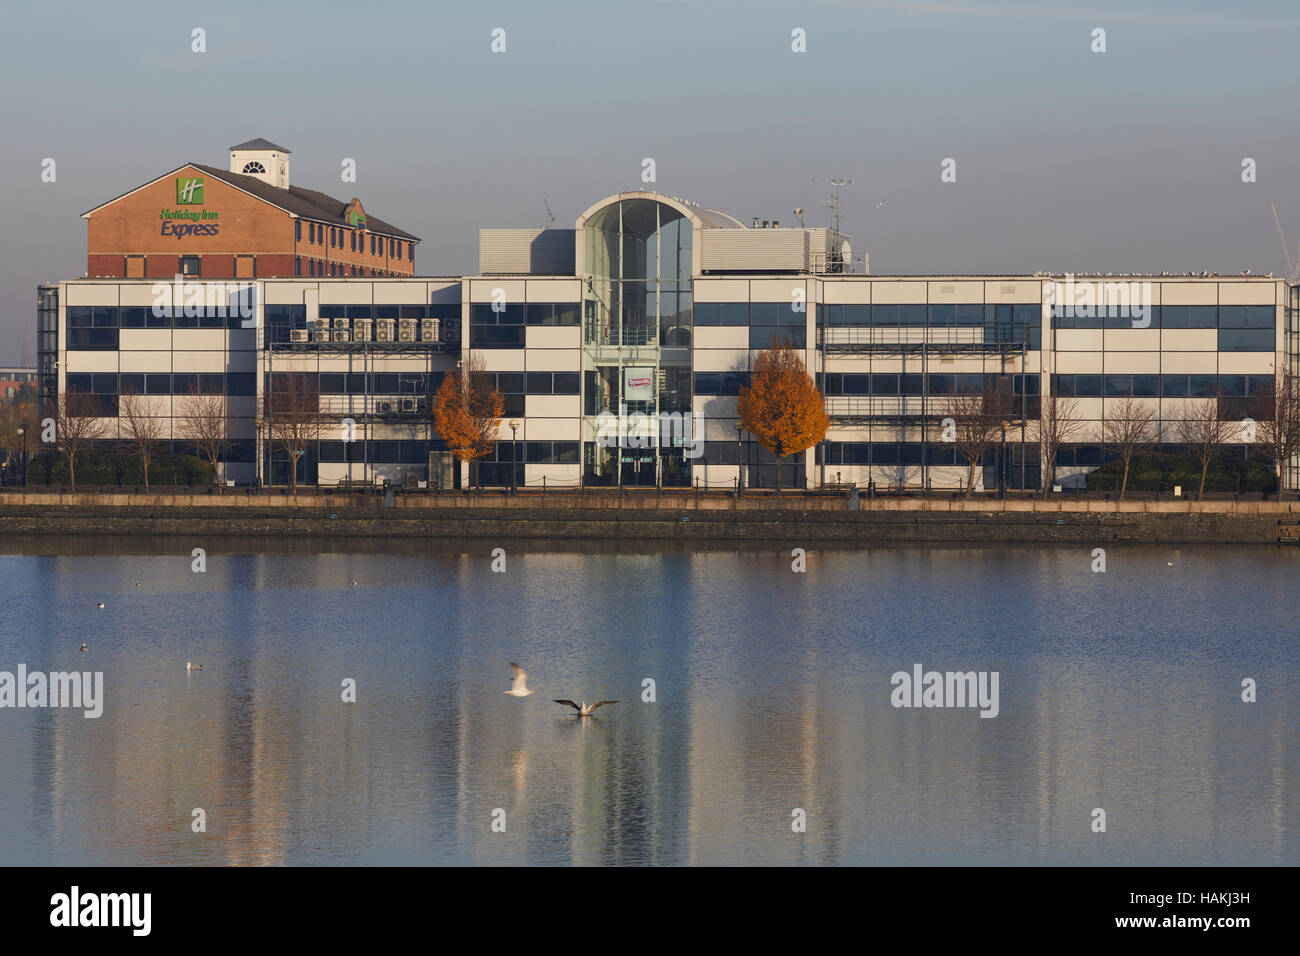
[1270,201,1300,284]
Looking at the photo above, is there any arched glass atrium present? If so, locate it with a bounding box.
[581,197,695,486]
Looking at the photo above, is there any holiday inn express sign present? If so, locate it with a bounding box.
[159,176,220,237]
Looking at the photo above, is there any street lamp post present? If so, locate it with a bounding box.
[15,427,23,487]
[509,419,520,496]
[1000,419,1010,499]
[736,425,745,498]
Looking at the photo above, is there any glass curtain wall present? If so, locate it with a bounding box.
[582,200,693,486]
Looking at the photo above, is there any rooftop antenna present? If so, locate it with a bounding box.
[541,199,557,230]
[818,178,853,235]
[1270,200,1299,284]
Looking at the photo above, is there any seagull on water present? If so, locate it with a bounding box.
[554,699,617,717]
[96,602,105,609]
[186,661,203,671]
[80,642,87,652]
[504,662,533,697]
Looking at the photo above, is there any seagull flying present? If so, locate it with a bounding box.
[504,662,533,697]
[554,699,617,716]
[186,661,203,671]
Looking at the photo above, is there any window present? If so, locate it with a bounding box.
[295,257,302,277]
[470,303,525,348]
[242,161,266,174]
[525,303,580,326]
[295,221,302,241]
[693,372,749,395]
[1219,328,1274,351]
[180,256,200,277]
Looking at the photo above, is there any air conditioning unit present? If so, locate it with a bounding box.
[353,318,372,342]
[332,330,350,342]
[398,319,417,342]
[376,400,393,413]
[313,329,330,342]
[400,397,418,412]
[332,317,349,330]
[421,318,440,343]
[376,319,395,342]
[312,318,330,334]
[290,329,309,343]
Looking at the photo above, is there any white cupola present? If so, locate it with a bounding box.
[229,138,291,189]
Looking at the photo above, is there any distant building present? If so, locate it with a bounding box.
[81,139,419,281]
[0,367,37,399]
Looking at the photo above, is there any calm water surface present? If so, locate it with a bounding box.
[0,536,1295,865]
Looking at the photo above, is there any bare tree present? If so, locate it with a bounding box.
[265,373,320,493]
[1101,398,1157,499]
[1177,398,1235,500]
[117,390,166,491]
[943,383,1012,497]
[54,392,110,492]
[1250,365,1300,499]
[177,386,229,493]
[1038,392,1085,495]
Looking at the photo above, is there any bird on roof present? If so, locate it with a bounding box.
[504,662,533,697]
[554,699,617,716]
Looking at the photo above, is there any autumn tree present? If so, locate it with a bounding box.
[942,382,1013,497]
[432,353,504,490]
[177,385,229,493]
[54,391,110,492]
[1037,392,1085,495]
[265,372,320,493]
[1177,398,1234,500]
[1250,366,1300,498]
[1101,397,1157,500]
[737,340,828,494]
[117,390,166,491]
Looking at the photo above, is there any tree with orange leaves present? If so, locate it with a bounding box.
[737,339,828,493]
[433,352,504,490]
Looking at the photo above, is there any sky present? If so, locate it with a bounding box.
[0,0,1297,361]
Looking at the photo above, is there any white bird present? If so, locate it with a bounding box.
[96,602,104,609]
[80,642,87,652]
[351,580,359,587]
[186,661,203,671]
[504,662,533,697]
[554,699,617,716]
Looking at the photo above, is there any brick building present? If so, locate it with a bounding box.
[82,139,419,281]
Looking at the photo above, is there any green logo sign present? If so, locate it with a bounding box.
[176,177,205,204]
[350,211,366,227]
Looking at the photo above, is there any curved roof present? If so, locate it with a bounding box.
[575,191,745,231]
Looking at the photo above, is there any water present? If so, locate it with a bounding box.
[0,536,1295,866]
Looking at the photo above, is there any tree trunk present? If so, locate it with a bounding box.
[1198,459,1210,500]
[775,455,783,496]
[1120,459,1130,500]
[68,457,76,492]
[966,460,977,498]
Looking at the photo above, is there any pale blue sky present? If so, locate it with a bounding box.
[1,0,1298,360]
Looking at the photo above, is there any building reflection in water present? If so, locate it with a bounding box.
[0,543,1293,865]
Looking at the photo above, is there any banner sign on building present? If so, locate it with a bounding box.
[623,367,653,401]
